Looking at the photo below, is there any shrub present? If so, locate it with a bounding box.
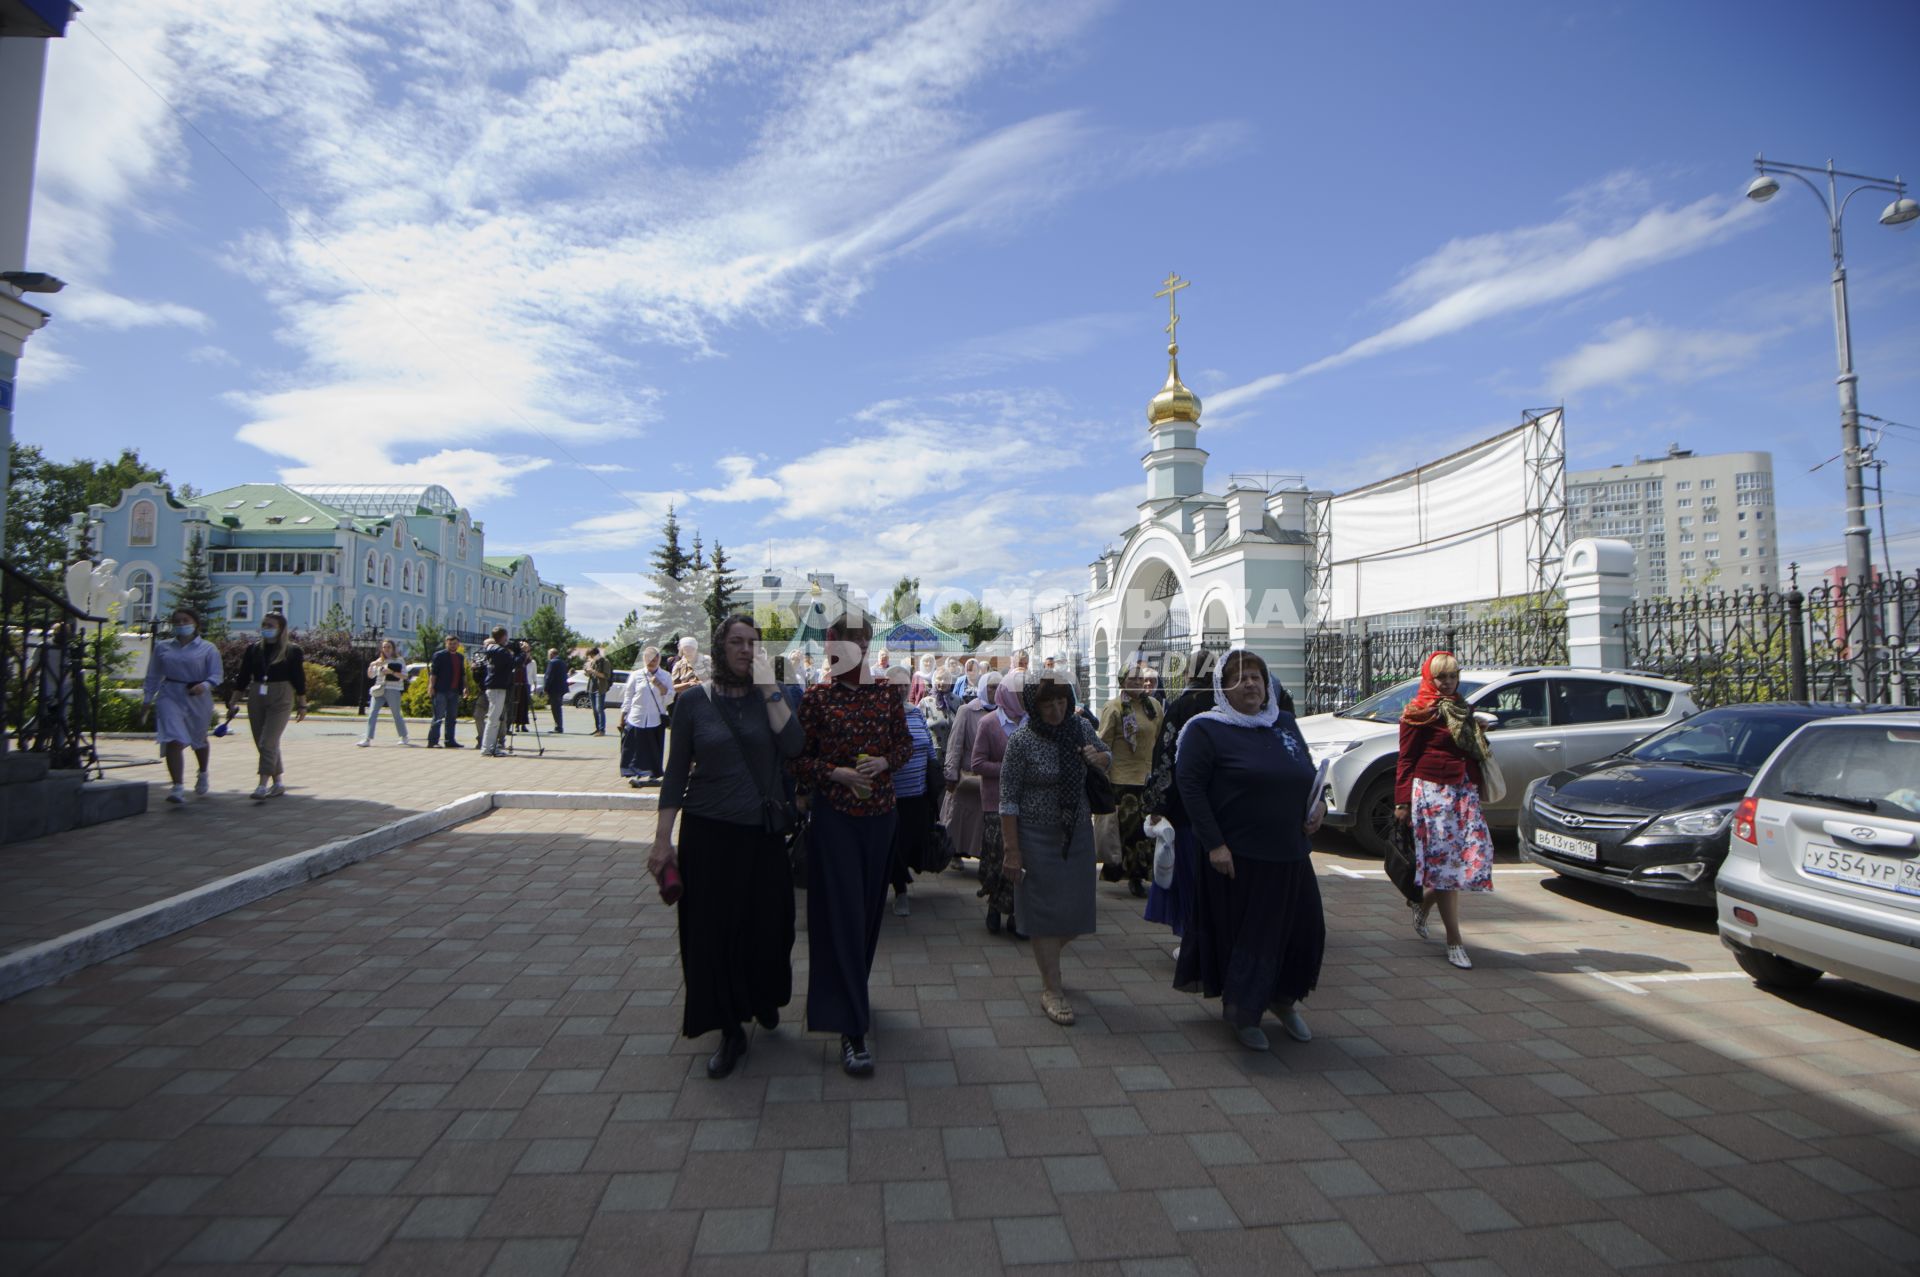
[401,671,434,719]
[303,662,341,708]
[94,689,154,733]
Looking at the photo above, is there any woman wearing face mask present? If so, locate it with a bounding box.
[142,608,224,804]
[1173,648,1326,1051]
[1395,651,1493,970]
[358,639,413,747]
[226,611,307,799]
[998,673,1112,1024]
[970,671,1030,939]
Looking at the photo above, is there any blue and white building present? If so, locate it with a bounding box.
[70,482,565,643]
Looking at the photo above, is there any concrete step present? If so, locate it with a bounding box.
[0,770,144,845]
[0,752,52,786]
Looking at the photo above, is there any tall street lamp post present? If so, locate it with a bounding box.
[1746,156,1918,698]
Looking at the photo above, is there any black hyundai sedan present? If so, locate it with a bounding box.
[1518,703,1895,907]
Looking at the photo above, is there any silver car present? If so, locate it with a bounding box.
[1297,667,1697,856]
[1716,711,1920,1004]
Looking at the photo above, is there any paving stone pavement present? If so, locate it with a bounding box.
[0,715,630,955]
[2,803,1918,1275]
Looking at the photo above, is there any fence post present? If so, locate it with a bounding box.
[1360,633,1374,697]
[1563,538,1635,670]
[1787,587,1808,701]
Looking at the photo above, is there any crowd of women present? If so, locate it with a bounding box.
[642,612,1497,1079]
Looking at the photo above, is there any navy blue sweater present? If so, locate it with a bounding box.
[1174,713,1317,863]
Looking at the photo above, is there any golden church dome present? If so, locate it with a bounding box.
[1147,343,1202,426]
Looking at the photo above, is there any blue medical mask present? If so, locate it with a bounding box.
[174,624,196,640]
[262,627,280,640]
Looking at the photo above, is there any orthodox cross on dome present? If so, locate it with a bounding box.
[1154,271,1189,348]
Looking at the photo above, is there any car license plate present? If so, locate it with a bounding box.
[1535,830,1597,862]
[1802,843,1920,898]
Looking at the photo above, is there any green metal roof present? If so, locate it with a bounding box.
[873,616,967,653]
[194,484,352,532]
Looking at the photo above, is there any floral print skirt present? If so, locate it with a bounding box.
[1411,778,1494,893]
[1115,785,1155,883]
[976,813,1016,914]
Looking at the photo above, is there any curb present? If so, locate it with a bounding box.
[0,789,656,1003]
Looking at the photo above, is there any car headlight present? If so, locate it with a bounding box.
[1642,804,1737,837]
[1340,739,1369,754]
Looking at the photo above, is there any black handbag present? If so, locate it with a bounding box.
[1384,817,1422,905]
[919,821,955,875]
[707,687,800,841]
[1084,764,1117,816]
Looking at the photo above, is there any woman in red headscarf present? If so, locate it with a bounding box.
[1395,651,1494,969]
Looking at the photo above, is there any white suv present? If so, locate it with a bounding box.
[1717,711,1920,1004]
[565,669,630,708]
[1296,667,1696,856]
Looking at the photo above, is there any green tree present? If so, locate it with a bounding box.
[409,616,445,661]
[702,540,743,629]
[316,601,352,635]
[643,505,702,648]
[606,608,642,668]
[5,442,168,587]
[883,575,921,623]
[936,598,1003,651]
[168,531,223,638]
[523,604,579,664]
[756,603,796,646]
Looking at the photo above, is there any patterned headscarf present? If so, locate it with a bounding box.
[995,670,1028,733]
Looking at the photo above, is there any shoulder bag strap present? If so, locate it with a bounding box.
[704,686,782,811]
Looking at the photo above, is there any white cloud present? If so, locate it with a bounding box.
[14,334,78,388]
[917,311,1135,381]
[280,448,553,507]
[1544,318,1782,398]
[57,286,210,331]
[1211,185,1761,415]
[36,0,1229,507]
[693,456,783,504]
[188,344,237,366]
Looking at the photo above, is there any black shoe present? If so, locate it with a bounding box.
[707,1030,747,1079]
[1101,863,1124,883]
[425,742,439,749]
[1009,917,1029,942]
[841,1035,873,1077]
[445,742,464,749]
[985,909,1001,935]
[756,1008,779,1031]
[1129,878,1147,899]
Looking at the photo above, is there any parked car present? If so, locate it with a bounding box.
[1517,703,1896,906]
[565,668,630,709]
[1716,711,1920,1003]
[1297,667,1697,856]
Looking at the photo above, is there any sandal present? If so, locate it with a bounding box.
[1040,991,1075,1026]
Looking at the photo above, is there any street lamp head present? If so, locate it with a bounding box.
[1745,174,1781,203]
[1879,196,1920,228]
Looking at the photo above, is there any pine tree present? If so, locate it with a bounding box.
[703,540,743,629]
[643,505,702,648]
[607,608,642,668]
[316,602,352,634]
[883,575,921,623]
[168,531,222,637]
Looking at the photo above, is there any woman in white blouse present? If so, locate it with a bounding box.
[621,646,674,785]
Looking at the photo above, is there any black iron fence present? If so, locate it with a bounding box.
[1301,610,1569,715]
[1623,566,1918,708]
[2,558,106,773]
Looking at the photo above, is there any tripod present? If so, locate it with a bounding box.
[501,683,545,757]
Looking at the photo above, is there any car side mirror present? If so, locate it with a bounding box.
[1474,711,1500,730]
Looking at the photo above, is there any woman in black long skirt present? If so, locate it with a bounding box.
[790,614,912,1077]
[648,614,804,1079]
[1173,647,1327,1051]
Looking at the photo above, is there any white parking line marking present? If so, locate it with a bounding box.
[1577,965,1650,995]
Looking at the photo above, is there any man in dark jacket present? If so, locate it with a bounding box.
[427,634,466,748]
[480,627,519,757]
[543,648,569,733]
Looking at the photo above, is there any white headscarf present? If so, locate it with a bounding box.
[1176,647,1281,756]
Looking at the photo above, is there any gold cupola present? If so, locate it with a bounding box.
[1147,344,1202,426]
[1147,271,1201,426]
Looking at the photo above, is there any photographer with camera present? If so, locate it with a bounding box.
[357,638,413,747]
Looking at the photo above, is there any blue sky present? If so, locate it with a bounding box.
[17,0,1920,636]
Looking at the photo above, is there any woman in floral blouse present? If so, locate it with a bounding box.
[1097,662,1164,898]
[790,614,913,1077]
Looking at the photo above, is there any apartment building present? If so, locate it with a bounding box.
[1567,445,1778,599]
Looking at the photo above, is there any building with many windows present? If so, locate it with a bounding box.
[70,481,565,643]
[1566,445,1777,599]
